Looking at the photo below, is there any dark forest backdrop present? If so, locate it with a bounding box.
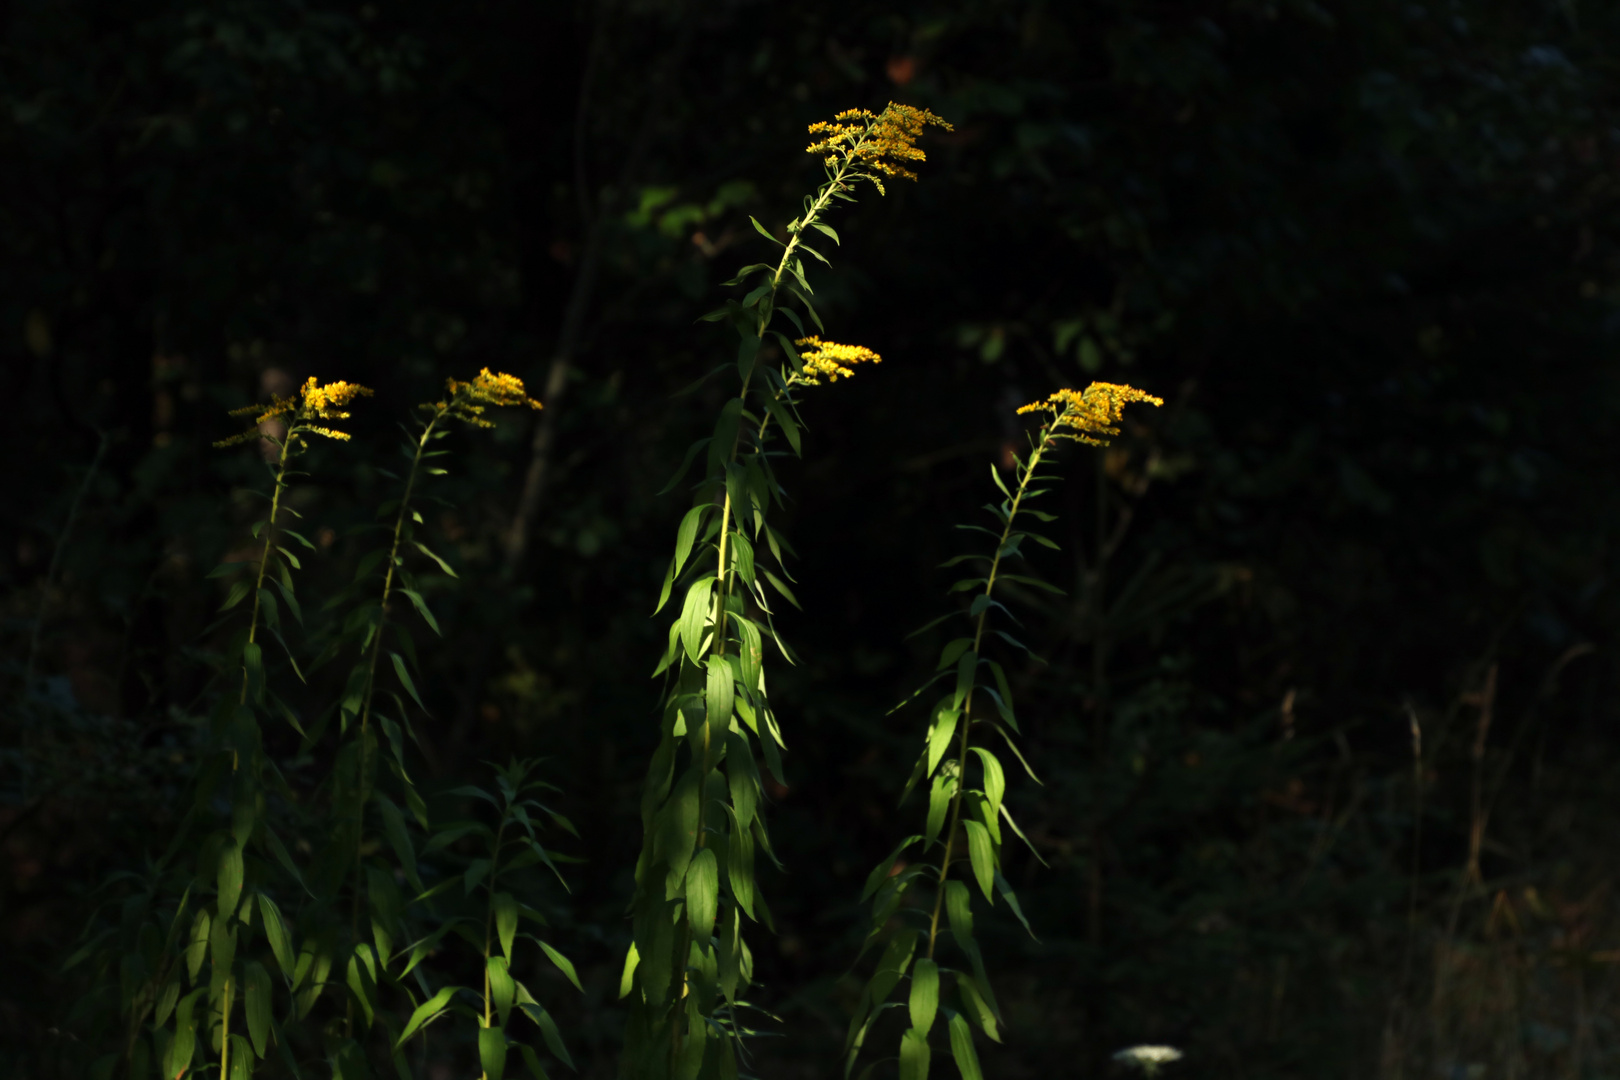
[4,0,1620,1077]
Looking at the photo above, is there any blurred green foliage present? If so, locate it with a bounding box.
[3,0,1619,1077]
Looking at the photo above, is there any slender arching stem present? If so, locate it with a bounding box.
[925,425,1057,959]
[344,408,444,1038]
[221,426,299,1080]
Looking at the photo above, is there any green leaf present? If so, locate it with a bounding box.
[219,578,254,612]
[994,872,1037,939]
[860,836,923,903]
[748,215,783,246]
[899,1026,932,1080]
[809,220,841,244]
[925,770,954,849]
[705,655,734,743]
[731,614,764,695]
[996,573,1063,595]
[479,1026,509,1080]
[958,974,1002,1042]
[517,1001,575,1069]
[678,577,716,664]
[963,820,996,901]
[390,652,426,710]
[909,958,939,1035]
[410,539,459,578]
[726,805,756,919]
[185,908,211,981]
[657,437,713,496]
[164,989,203,1078]
[969,748,1006,820]
[372,793,422,893]
[945,881,975,945]
[488,955,516,1028]
[538,940,583,993]
[243,641,265,704]
[953,650,977,711]
[217,839,244,919]
[870,928,919,1003]
[674,503,711,577]
[495,892,519,960]
[686,847,719,940]
[395,985,461,1048]
[463,858,493,896]
[617,942,640,1000]
[397,588,441,636]
[948,1014,986,1080]
[762,568,801,609]
[519,1044,554,1080]
[762,392,802,456]
[244,960,273,1058]
[343,951,377,1032]
[926,704,960,776]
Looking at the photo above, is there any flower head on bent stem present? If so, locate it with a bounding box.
[1018,381,1164,446]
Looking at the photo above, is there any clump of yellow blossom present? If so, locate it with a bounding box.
[1017,381,1164,446]
[216,376,374,446]
[793,337,882,385]
[806,102,953,193]
[423,368,543,428]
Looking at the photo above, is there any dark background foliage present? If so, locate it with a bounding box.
[4,0,1619,1076]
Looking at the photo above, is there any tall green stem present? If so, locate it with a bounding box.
[925,431,1052,959]
[345,412,441,1039]
[220,430,298,1076]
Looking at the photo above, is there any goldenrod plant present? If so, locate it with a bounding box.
[67,371,575,1080]
[619,102,950,1080]
[843,384,1162,1080]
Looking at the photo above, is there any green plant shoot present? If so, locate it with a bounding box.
[620,102,951,1080]
[844,383,1162,1080]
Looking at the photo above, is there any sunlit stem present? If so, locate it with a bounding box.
[242,429,298,703]
[344,406,444,1038]
[925,420,1060,959]
[220,976,235,1079]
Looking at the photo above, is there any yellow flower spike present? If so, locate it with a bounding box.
[1022,381,1164,446]
[428,368,543,427]
[793,336,882,385]
[806,101,953,187]
[216,376,373,447]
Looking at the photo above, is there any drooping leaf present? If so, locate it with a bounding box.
[963,820,996,901]
[479,1026,509,1080]
[948,1014,986,1080]
[678,577,717,664]
[538,940,583,993]
[899,1026,932,1080]
[217,839,244,919]
[686,847,719,940]
[969,748,1006,820]
[495,891,519,960]
[487,955,516,1028]
[909,958,939,1035]
[243,960,273,1058]
[395,985,461,1048]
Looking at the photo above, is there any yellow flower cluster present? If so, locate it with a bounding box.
[301,376,373,417]
[794,336,881,384]
[428,368,543,427]
[806,102,953,188]
[217,376,374,446]
[1018,381,1164,446]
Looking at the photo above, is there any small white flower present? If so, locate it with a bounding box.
[1113,1045,1184,1076]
